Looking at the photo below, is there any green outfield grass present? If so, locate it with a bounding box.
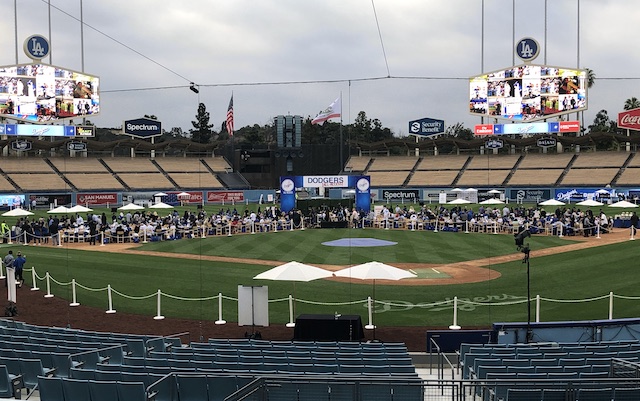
[5,226,640,329]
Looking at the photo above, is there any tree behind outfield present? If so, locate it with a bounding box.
[190,103,214,144]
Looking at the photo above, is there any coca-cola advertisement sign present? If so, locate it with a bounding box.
[167,191,203,204]
[207,191,244,202]
[76,193,118,205]
[618,108,640,130]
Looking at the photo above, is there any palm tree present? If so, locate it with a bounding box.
[585,68,596,89]
[580,68,596,134]
[624,97,640,111]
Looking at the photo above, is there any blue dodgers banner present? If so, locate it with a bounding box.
[280,175,371,213]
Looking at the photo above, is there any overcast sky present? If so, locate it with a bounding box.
[1,0,638,136]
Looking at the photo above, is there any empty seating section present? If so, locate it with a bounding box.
[345,156,371,172]
[0,319,420,401]
[65,173,125,190]
[0,158,53,173]
[202,157,232,172]
[518,153,574,169]
[10,173,69,191]
[408,170,458,186]
[456,169,510,187]
[117,173,174,189]
[419,155,469,170]
[365,157,418,187]
[368,157,419,171]
[625,153,640,167]
[560,168,619,186]
[458,340,640,399]
[407,155,467,186]
[508,168,564,186]
[465,155,520,170]
[48,158,109,173]
[367,171,410,186]
[154,158,205,172]
[169,172,223,189]
[0,176,15,192]
[101,158,158,173]
[571,152,630,168]
[616,168,640,186]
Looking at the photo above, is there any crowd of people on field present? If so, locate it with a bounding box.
[0,201,625,247]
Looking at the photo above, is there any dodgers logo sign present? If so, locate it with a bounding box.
[516,38,539,62]
[23,35,50,61]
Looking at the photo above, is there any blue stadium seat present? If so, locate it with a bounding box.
[62,377,92,401]
[0,365,21,399]
[506,388,543,401]
[117,381,148,401]
[38,376,63,401]
[575,387,614,401]
[177,375,208,401]
[88,380,119,401]
[207,376,242,401]
[19,358,55,393]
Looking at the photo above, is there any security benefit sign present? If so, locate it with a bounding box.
[408,117,445,137]
[279,175,371,213]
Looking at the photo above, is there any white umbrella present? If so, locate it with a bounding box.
[67,205,93,213]
[451,188,463,192]
[334,262,416,337]
[118,203,145,211]
[488,189,502,194]
[447,198,472,205]
[255,261,333,326]
[177,192,191,198]
[479,198,505,205]
[539,199,566,206]
[254,261,333,282]
[576,199,604,207]
[333,261,416,281]
[609,200,639,208]
[148,202,174,209]
[47,206,70,214]
[595,189,610,195]
[465,188,478,192]
[154,192,169,197]
[1,208,33,217]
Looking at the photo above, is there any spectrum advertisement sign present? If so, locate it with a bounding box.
[280,175,370,213]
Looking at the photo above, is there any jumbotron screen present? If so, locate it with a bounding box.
[0,63,99,124]
[469,64,587,122]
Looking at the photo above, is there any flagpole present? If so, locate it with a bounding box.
[230,92,235,170]
[339,91,343,173]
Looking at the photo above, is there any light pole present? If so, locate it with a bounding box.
[522,244,532,343]
[515,229,533,343]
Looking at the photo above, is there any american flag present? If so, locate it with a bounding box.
[226,95,234,136]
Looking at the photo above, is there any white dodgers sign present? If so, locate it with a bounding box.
[302,175,348,188]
